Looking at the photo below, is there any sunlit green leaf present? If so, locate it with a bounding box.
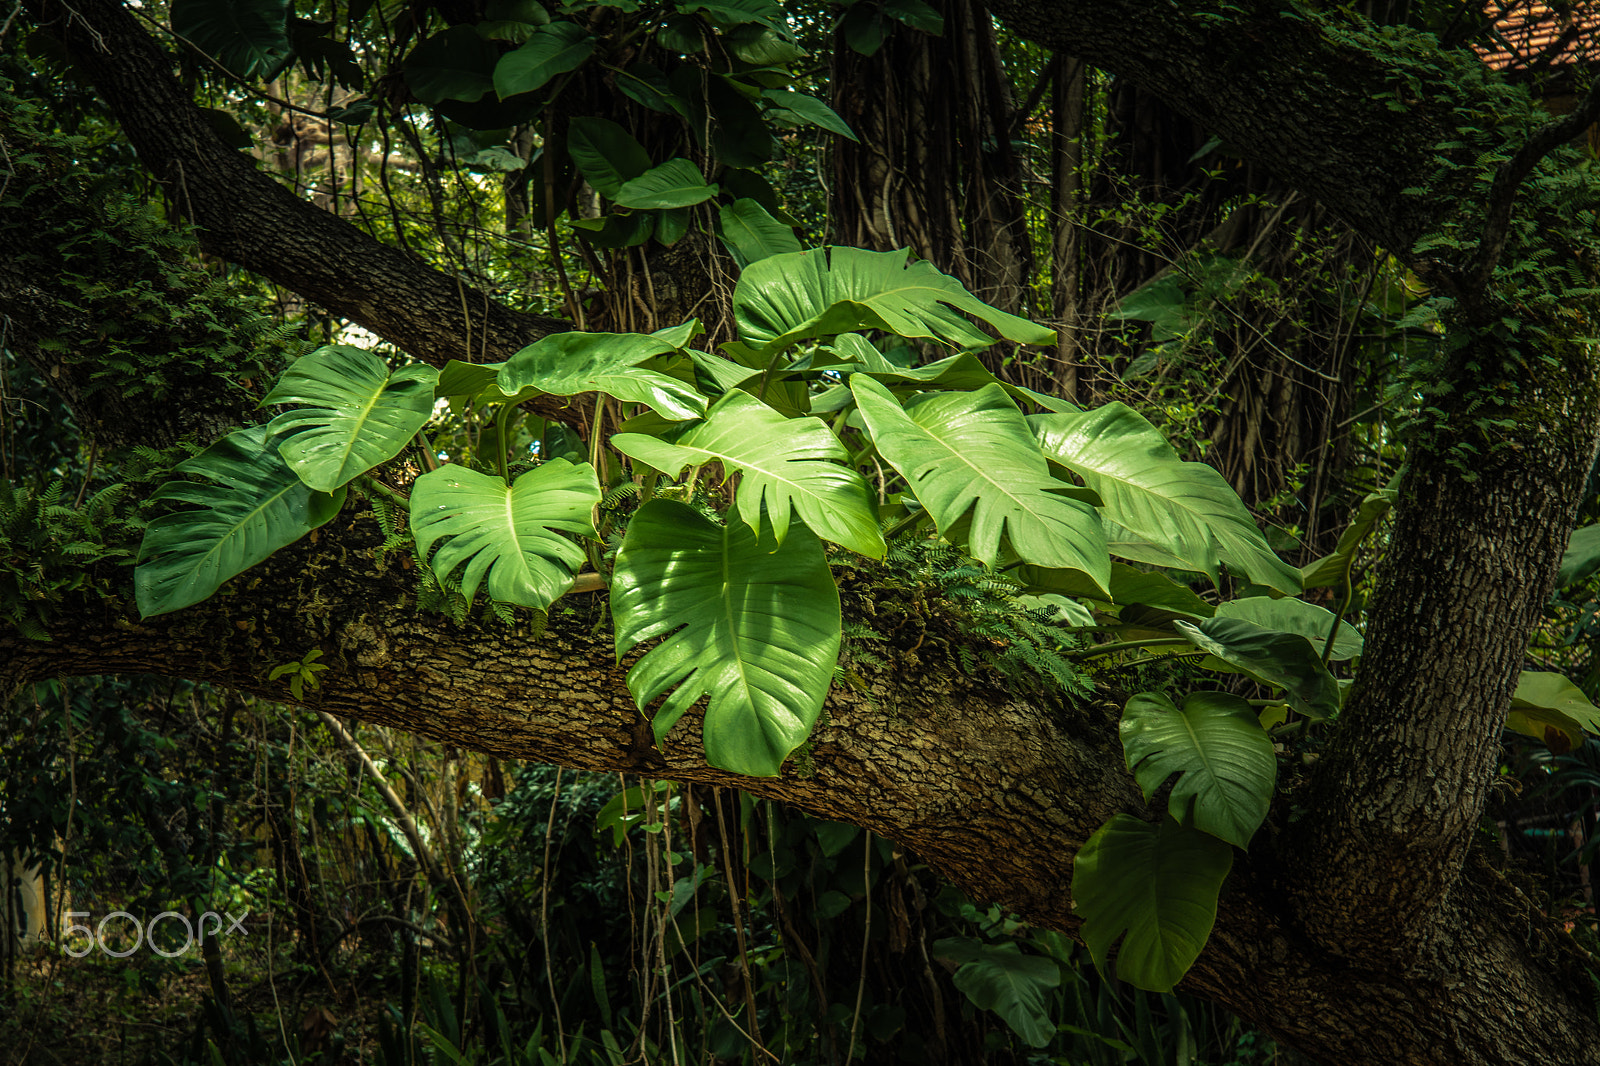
[498,332,705,419]
[262,345,438,492]
[1030,403,1300,594]
[613,158,719,209]
[853,377,1108,590]
[136,425,345,618]
[612,500,840,776]
[736,247,1054,353]
[409,460,598,610]
[613,389,884,557]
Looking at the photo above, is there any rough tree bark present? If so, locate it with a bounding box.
[5,1,1600,1063]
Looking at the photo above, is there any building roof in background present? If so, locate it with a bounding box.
[1476,1,1599,71]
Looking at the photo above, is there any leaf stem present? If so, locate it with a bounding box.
[495,401,516,482]
[1070,637,1195,660]
[882,508,928,542]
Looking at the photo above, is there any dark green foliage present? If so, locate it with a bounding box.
[0,84,290,409]
[837,538,1095,700]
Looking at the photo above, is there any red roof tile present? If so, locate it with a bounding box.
[1476,1,1599,70]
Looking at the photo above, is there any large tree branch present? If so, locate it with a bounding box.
[979,0,1481,262]
[24,0,571,372]
[3,513,1598,1064]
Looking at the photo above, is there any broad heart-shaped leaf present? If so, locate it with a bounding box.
[1120,691,1276,849]
[933,938,1060,1048]
[405,26,497,104]
[853,376,1110,592]
[612,390,885,558]
[1176,617,1340,720]
[1213,596,1363,660]
[1560,522,1600,588]
[434,359,542,409]
[613,158,719,209]
[136,425,345,618]
[761,89,858,140]
[1300,488,1396,589]
[611,500,840,777]
[492,22,595,99]
[409,460,598,611]
[566,117,651,198]
[1073,815,1232,993]
[1030,403,1300,594]
[172,0,290,79]
[718,199,802,268]
[262,345,439,492]
[1509,671,1600,752]
[498,332,705,420]
[735,247,1055,354]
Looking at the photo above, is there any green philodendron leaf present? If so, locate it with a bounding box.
[613,158,719,209]
[1030,403,1300,594]
[853,376,1109,591]
[679,0,786,30]
[409,460,598,611]
[718,199,801,267]
[612,390,884,558]
[735,247,1055,354]
[1509,671,1600,752]
[1009,561,1213,621]
[405,25,497,104]
[1560,522,1600,588]
[1213,596,1363,660]
[933,938,1060,1048]
[566,117,651,198]
[761,89,858,140]
[611,500,840,777]
[1300,489,1397,589]
[1175,617,1340,720]
[1072,815,1232,993]
[136,425,346,618]
[498,332,705,420]
[171,0,291,80]
[434,359,543,409]
[261,345,439,492]
[1120,691,1276,849]
[492,21,595,99]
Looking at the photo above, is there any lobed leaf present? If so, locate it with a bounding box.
[409,460,599,611]
[735,247,1054,354]
[262,345,439,492]
[1030,403,1300,593]
[933,938,1060,1048]
[612,389,884,557]
[611,500,840,776]
[853,377,1109,591]
[136,425,345,618]
[1120,691,1276,849]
